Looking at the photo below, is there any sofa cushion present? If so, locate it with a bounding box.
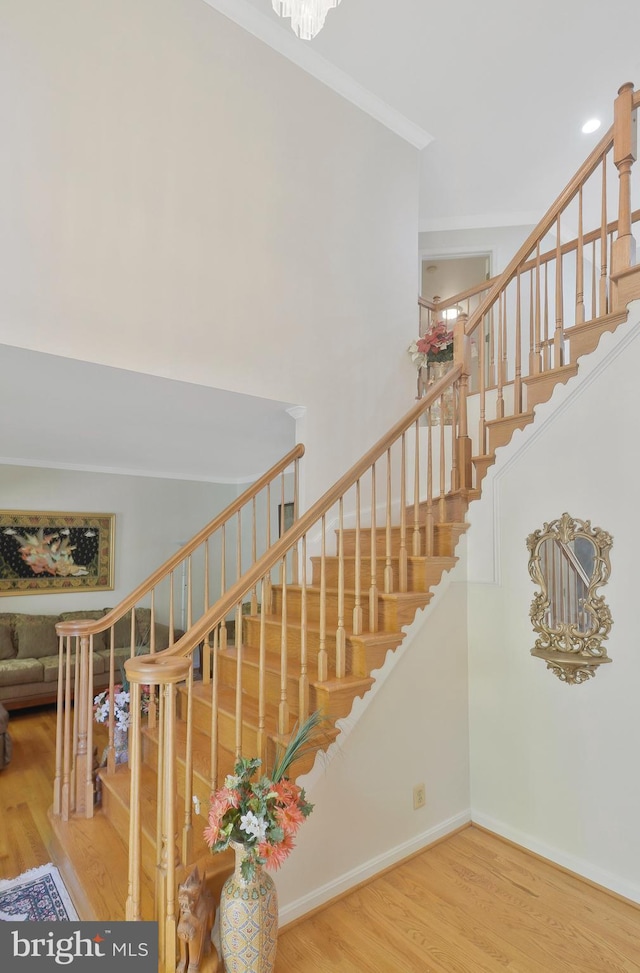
[15,615,60,660]
[58,610,108,653]
[0,658,44,686]
[0,614,16,661]
[103,608,154,649]
[41,653,106,684]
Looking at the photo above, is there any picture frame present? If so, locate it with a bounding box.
[0,510,115,596]
[277,502,295,537]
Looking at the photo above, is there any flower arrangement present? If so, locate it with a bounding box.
[93,682,151,731]
[408,320,454,368]
[204,712,322,881]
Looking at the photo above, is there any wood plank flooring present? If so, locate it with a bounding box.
[2,706,639,972]
[276,828,640,972]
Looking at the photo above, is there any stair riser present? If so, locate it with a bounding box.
[100,781,157,884]
[218,652,301,717]
[341,524,462,558]
[311,556,454,592]
[271,585,418,634]
[181,691,261,756]
[141,732,212,813]
[242,616,396,678]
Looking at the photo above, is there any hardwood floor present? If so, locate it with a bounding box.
[2,707,639,971]
[0,704,58,880]
[276,828,640,972]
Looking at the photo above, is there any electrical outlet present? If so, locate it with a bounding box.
[413,783,426,810]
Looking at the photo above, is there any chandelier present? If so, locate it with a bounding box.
[272,0,342,40]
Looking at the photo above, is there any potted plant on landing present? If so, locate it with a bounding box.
[204,711,322,973]
[408,320,455,411]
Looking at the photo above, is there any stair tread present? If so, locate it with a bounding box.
[523,362,578,384]
[486,410,534,426]
[49,805,154,921]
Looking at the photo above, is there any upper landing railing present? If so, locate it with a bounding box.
[421,82,639,456]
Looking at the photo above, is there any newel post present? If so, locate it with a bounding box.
[611,82,637,308]
[453,313,473,490]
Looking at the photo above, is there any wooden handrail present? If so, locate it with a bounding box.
[56,443,305,639]
[126,364,463,680]
[419,208,640,321]
[464,122,616,339]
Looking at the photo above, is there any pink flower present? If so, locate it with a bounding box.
[258,833,296,871]
[275,801,304,836]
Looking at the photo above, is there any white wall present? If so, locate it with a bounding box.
[276,555,471,921]
[467,304,640,903]
[0,464,237,619]
[0,0,420,509]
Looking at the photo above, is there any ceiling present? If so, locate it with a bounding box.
[209,0,640,231]
[0,345,296,483]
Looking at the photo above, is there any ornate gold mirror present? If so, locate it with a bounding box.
[526,513,613,684]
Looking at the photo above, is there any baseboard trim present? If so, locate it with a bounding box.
[471,813,640,907]
[278,809,471,927]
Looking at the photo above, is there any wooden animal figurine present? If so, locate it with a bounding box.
[176,866,216,973]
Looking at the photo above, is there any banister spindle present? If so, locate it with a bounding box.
[353,480,363,634]
[576,185,585,324]
[514,270,523,414]
[234,599,243,760]
[496,292,505,418]
[336,498,346,678]
[251,497,258,613]
[398,434,408,593]
[412,420,421,555]
[299,539,309,722]
[478,313,487,455]
[279,559,289,737]
[181,666,194,867]
[425,412,434,557]
[209,624,220,790]
[384,450,393,594]
[438,393,447,524]
[600,155,608,316]
[554,213,564,366]
[369,465,379,631]
[318,516,328,681]
[203,543,211,686]
[257,580,267,765]
[591,239,597,320]
[450,382,458,493]
[543,262,550,370]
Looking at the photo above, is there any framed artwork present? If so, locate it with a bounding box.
[278,502,295,537]
[0,510,115,596]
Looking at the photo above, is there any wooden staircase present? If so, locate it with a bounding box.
[48,81,640,973]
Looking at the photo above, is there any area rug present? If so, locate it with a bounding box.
[0,863,78,921]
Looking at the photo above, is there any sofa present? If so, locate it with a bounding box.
[0,609,179,710]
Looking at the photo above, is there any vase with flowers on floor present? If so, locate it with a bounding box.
[205,712,322,973]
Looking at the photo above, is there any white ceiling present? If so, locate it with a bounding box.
[210,0,640,230]
[0,345,297,483]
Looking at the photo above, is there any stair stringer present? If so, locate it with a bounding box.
[467,301,640,586]
[274,533,472,926]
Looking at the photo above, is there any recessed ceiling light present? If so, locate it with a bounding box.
[582,118,601,134]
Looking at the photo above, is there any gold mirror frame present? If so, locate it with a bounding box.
[526,513,613,685]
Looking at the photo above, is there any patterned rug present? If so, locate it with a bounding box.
[0,863,78,921]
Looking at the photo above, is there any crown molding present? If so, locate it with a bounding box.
[419,209,543,234]
[200,0,433,150]
[0,455,261,486]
